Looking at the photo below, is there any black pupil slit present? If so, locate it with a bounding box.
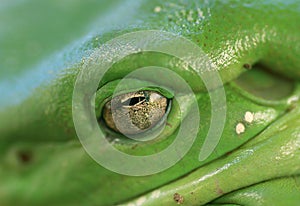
[122,96,146,106]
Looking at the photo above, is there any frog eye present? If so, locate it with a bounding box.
[102,91,170,135]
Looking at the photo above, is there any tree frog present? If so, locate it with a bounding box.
[0,0,299,205]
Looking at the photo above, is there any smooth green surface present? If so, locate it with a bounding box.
[0,0,123,79]
[0,0,299,205]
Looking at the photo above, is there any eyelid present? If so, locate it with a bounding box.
[93,51,212,92]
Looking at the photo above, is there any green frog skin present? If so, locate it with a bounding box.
[0,0,299,205]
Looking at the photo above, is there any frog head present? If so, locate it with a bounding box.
[0,0,299,205]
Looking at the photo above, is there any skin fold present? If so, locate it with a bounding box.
[0,0,299,205]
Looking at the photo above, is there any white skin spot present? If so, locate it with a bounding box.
[244,111,254,123]
[287,95,299,104]
[236,123,245,135]
[154,6,162,13]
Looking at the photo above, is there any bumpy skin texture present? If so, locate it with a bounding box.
[0,0,299,205]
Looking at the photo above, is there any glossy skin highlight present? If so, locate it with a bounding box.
[0,0,299,205]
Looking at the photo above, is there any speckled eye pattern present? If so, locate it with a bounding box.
[103,91,169,135]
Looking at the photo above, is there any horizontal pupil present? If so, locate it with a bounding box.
[122,96,146,106]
